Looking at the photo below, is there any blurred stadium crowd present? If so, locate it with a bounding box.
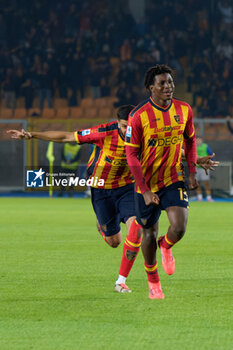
[0,0,232,118]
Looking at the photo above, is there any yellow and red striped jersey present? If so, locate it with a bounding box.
[74,121,133,189]
[125,97,195,193]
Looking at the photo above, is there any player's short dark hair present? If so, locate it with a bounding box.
[144,64,173,90]
[117,104,135,121]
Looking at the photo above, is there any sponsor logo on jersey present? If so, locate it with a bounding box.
[105,156,127,166]
[148,134,183,147]
[154,125,181,133]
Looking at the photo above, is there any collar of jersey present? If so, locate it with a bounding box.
[118,127,125,141]
[149,97,172,112]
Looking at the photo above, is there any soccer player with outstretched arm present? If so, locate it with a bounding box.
[125,64,198,299]
[8,105,142,293]
[8,103,218,296]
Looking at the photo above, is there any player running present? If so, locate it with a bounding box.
[8,105,142,293]
[8,103,218,295]
[125,64,199,299]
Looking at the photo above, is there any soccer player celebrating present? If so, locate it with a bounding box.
[8,105,142,293]
[8,103,218,296]
[125,64,198,299]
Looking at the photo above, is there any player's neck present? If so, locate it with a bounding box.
[151,95,171,108]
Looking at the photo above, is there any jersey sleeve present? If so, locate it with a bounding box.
[126,145,150,193]
[183,105,197,173]
[74,123,108,147]
[183,104,195,139]
[125,113,142,148]
[125,113,149,193]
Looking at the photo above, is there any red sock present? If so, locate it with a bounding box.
[144,262,160,283]
[159,232,175,249]
[119,220,142,278]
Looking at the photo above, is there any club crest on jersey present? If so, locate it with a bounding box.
[174,115,180,123]
[82,129,90,136]
[126,250,137,262]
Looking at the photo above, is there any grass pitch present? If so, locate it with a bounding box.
[0,198,232,350]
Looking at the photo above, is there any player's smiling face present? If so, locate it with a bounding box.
[150,73,175,106]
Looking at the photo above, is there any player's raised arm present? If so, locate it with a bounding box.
[7,122,113,146]
[7,129,75,143]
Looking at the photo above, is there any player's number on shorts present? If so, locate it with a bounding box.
[178,188,188,202]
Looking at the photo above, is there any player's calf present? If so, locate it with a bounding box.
[166,206,188,243]
[115,220,142,292]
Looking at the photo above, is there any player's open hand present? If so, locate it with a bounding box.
[143,190,160,206]
[7,129,32,140]
[188,173,198,190]
[197,153,219,175]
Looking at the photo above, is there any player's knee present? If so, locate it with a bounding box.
[107,235,121,248]
[173,223,186,240]
[143,228,157,245]
[110,240,121,248]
